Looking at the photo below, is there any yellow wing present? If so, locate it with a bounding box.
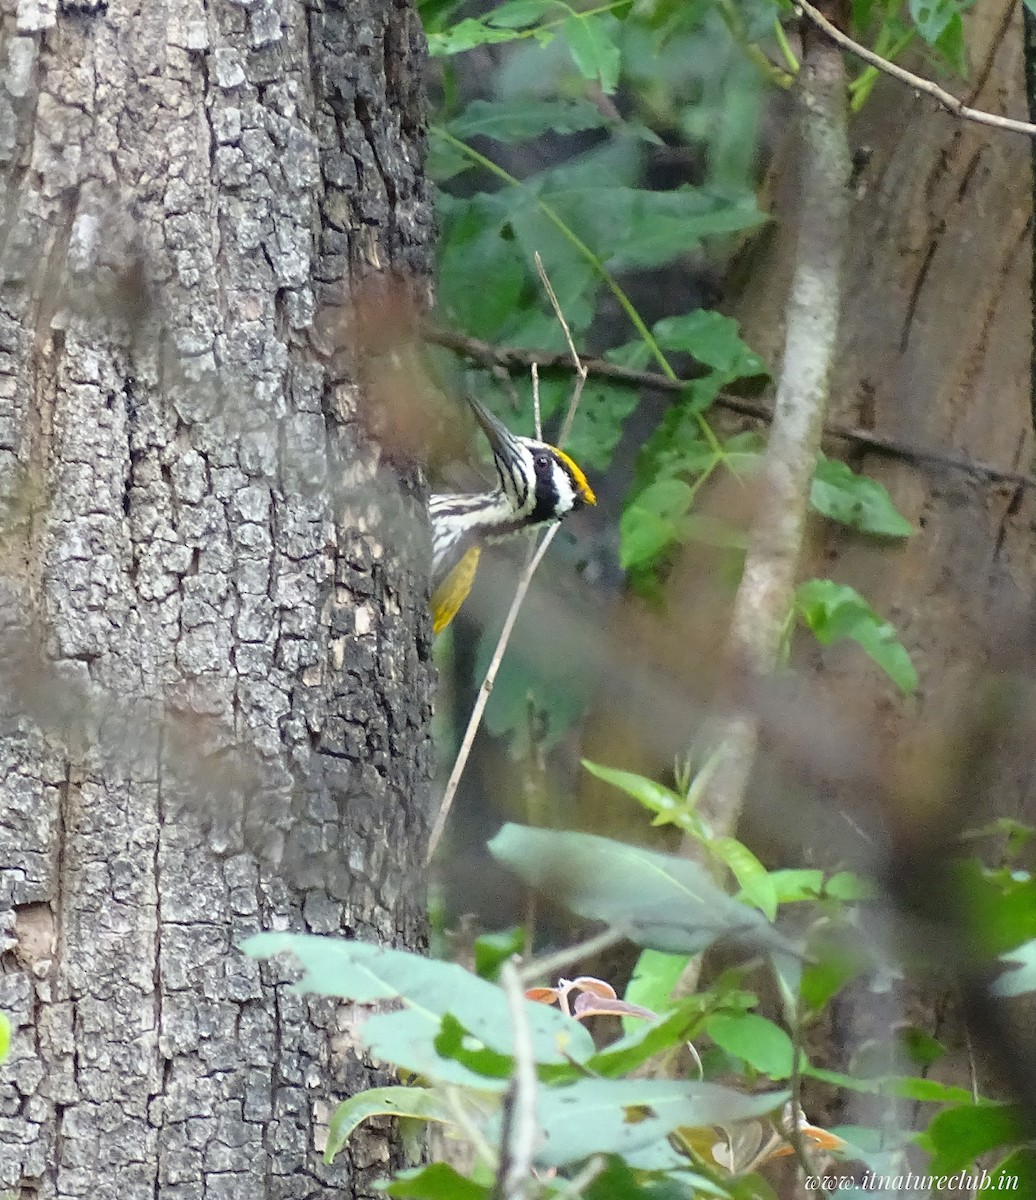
[431,545,481,635]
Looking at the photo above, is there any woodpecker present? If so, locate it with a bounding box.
[429,397,596,634]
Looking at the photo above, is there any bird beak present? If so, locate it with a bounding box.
[467,395,519,458]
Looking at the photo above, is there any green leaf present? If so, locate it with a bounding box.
[765,869,825,903]
[541,184,767,273]
[824,870,876,901]
[437,194,526,340]
[324,1087,452,1163]
[562,379,640,473]
[909,0,960,45]
[987,1148,1036,1195]
[447,98,613,143]
[619,479,695,571]
[0,1011,9,1062]
[473,927,525,980]
[533,1077,789,1167]
[918,1103,1025,1175]
[360,1008,509,1090]
[385,1163,491,1200]
[993,938,1036,996]
[581,759,691,828]
[590,995,713,1077]
[622,949,692,1030]
[705,1012,794,1079]
[795,579,917,694]
[804,1065,975,1105]
[653,311,769,380]
[562,15,622,93]
[810,457,914,537]
[487,0,558,28]
[712,837,777,921]
[487,824,802,957]
[428,18,527,54]
[242,934,595,1067]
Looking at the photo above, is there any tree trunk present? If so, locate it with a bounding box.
[0,2,433,1196]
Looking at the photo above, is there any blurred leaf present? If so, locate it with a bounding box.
[653,311,769,380]
[620,479,695,570]
[243,934,595,1066]
[534,1077,789,1167]
[899,1025,945,1068]
[712,837,777,920]
[438,194,526,339]
[825,871,876,901]
[582,759,692,829]
[587,997,716,1077]
[705,1012,794,1079]
[488,0,558,29]
[543,185,767,272]
[918,1103,1025,1175]
[473,927,525,980]
[623,949,692,1030]
[447,98,614,143]
[988,1147,1036,1194]
[909,0,959,44]
[765,869,825,903]
[488,824,802,956]
[0,1011,8,1062]
[325,1087,452,1163]
[562,14,622,92]
[562,378,641,473]
[385,1163,491,1200]
[795,579,918,694]
[993,938,1036,996]
[810,457,914,537]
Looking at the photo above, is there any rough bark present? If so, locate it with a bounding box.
[0,1,433,1197]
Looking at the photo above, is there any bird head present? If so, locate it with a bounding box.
[468,396,596,523]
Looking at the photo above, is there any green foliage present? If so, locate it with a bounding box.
[0,1012,9,1063]
[704,1012,794,1079]
[810,456,914,537]
[794,579,918,693]
[487,822,799,955]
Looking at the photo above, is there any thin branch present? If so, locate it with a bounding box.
[517,924,631,986]
[795,0,1036,139]
[534,251,588,447]
[426,525,560,862]
[425,322,1036,492]
[493,962,539,1200]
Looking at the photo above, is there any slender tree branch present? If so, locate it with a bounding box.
[427,525,560,862]
[796,0,1036,139]
[427,322,1036,492]
[493,961,539,1200]
[667,28,856,1015]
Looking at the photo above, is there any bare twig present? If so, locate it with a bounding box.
[796,0,1036,139]
[426,525,560,861]
[426,323,1036,492]
[493,961,540,1200]
[534,251,588,447]
[517,924,631,986]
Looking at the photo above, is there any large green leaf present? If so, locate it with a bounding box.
[653,311,768,380]
[533,1077,789,1167]
[795,579,917,694]
[562,14,622,93]
[587,995,714,1077]
[541,184,766,272]
[324,1087,453,1164]
[385,1163,491,1200]
[810,457,914,537]
[0,1011,9,1062]
[243,934,595,1066]
[622,949,692,1030]
[447,98,614,143]
[487,825,801,956]
[918,1103,1025,1175]
[705,1012,794,1079]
